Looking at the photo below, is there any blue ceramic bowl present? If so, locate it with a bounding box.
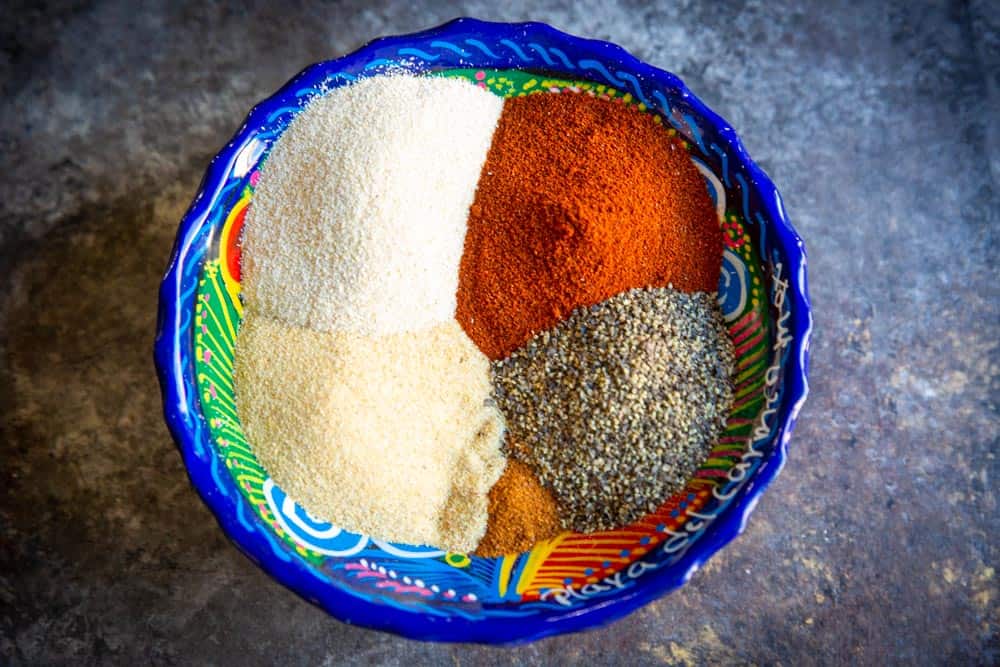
[154,18,811,643]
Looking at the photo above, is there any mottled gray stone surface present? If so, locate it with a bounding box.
[1,1,997,664]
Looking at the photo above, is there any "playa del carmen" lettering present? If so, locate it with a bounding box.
[539,261,794,607]
[710,260,792,502]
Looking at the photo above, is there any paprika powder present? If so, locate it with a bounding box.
[457,90,722,360]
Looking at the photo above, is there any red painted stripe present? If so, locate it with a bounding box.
[735,375,763,392]
[559,533,635,543]
[542,553,636,569]
[534,568,595,576]
[731,392,762,411]
[709,449,746,457]
[731,320,762,345]
[727,310,758,336]
[734,329,765,357]
[554,537,634,547]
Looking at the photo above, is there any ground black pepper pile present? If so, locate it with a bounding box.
[492,287,735,532]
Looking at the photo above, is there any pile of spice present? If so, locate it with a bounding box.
[492,288,734,532]
[236,75,506,551]
[243,74,503,334]
[457,90,722,360]
[457,89,727,551]
[235,318,505,551]
[233,71,734,556]
[475,459,562,557]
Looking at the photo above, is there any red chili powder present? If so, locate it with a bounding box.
[457,91,722,360]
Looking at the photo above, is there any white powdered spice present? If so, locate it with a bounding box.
[242,75,503,335]
[234,313,507,552]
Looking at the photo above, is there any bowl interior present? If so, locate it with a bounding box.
[156,19,810,644]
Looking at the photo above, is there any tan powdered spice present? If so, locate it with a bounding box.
[234,314,507,551]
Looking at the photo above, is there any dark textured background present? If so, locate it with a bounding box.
[1,1,997,664]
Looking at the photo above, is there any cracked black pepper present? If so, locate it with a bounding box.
[492,287,735,533]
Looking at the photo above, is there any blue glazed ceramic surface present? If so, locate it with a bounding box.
[154,18,811,643]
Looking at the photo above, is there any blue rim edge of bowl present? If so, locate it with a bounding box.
[153,17,812,644]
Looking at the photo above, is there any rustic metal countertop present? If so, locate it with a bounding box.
[1,1,996,664]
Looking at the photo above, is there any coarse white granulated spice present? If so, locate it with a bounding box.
[234,312,507,551]
[242,75,503,334]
